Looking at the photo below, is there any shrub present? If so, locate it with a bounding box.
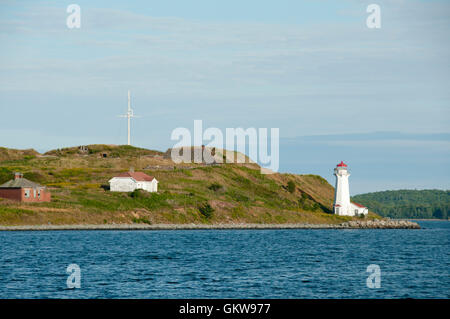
[132,217,152,224]
[287,181,296,193]
[129,189,148,198]
[298,192,310,204]
[208,183,223,192]
[199,203,214,219]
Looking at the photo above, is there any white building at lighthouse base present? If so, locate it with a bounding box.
[334,202,368,216]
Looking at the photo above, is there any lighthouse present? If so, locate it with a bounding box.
[333,161,368,216]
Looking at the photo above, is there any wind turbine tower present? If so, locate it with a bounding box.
[119,90,139,145]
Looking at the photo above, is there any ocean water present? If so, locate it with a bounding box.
[0,220,448,299]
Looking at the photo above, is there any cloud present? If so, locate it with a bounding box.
[0,0,449,161]
[1,1,449,99]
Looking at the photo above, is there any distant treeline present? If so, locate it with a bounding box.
[352,189,449,219]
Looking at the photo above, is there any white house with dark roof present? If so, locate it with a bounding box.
[109,171,158,192]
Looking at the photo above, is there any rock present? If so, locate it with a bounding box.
[340,219,420,229]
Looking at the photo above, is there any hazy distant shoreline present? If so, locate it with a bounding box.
[0,220,421,231]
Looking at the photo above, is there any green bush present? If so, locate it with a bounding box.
[208,183,223,192]
[287,181,296,193]
[199,203,214,219]
[129,189,148,198]
[132,217,152,224]
[298,192,308,205]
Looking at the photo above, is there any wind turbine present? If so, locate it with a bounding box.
[118,90,140,146]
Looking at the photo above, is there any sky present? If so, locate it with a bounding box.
[0,0,449,194]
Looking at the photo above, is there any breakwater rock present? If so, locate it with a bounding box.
[0,219,420,231]
[340,219,420,229]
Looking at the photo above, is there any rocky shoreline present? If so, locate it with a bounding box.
[339,219,420,229]
[0,219,420,231]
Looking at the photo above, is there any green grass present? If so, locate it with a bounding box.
[0,206,35,215]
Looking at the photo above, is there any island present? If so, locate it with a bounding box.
[0,145,420,230]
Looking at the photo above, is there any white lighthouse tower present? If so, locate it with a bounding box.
[333,161,368,216]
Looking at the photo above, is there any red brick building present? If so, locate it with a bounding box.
[0,173,51,202]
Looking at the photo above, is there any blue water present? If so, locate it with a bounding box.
[0,221,448,298]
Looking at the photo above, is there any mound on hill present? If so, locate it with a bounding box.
[0,147,40,162]
[44,144,163,158]
[0,144,379,226]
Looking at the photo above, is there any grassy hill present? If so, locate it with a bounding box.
[0,147,40,162]
[0,144,379,226]
[44,144,163,158]
[352,189,450,219]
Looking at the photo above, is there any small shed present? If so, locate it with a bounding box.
[0,173,51,202]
